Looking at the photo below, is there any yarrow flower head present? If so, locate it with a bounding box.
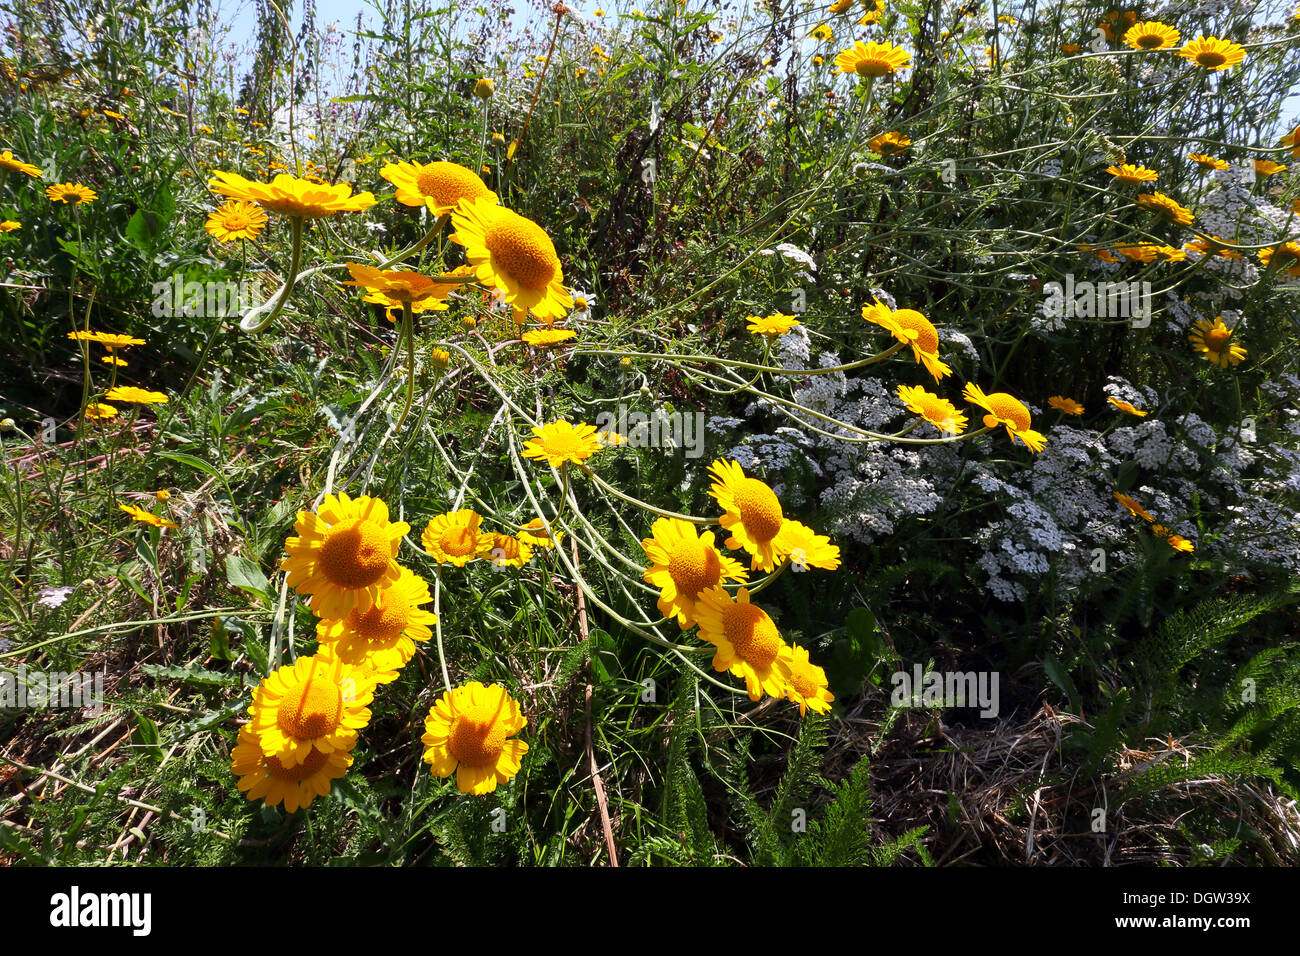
[422,682,528,795]
[521,420,602,467]
[962,383,1046,452]
[280,492,409,620]
[641,518,748,628]
[1188,317,1246,367]
[381,159,496,216]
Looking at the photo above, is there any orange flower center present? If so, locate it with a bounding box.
[1137,34,1163,49]
[733,478,784,543]
[1196,51,1226,67]
[666,536,722,600]
[855,58,889,77]
[277,671,343,740]
[981,393,1032,432]
[722,602,781,668]
[440,524,481,557]
[416,162,489,207]
[892,309,940,353]
[448,699,510,768]
[349,600,411,645]
[790,667,820,699]
[318,519,392,590]
[265,747,330,781]
[1204,327,1232,351]
[485,212,560,291]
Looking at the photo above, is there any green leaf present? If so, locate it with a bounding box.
[226,554,271,602]
[156,451,222,480]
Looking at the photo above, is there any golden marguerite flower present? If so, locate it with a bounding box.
[1184,235,1242,259]
[809,23,832,41]
[1188,153,1229,170]
[1123,21,1179,50]
[962,383,1046,452]
[343,263,452,304]
[208,170,376,218]
[896,384,967,434]
[1106,163,1158,184]
[1114,492,1154,522]
[486,532,534,568]
[1152,525,1194,552]
[1116,243,1161,263]
[1107,396,1148,417]
[380,159,496,216]
[1048,396,1085,415]
[708,458,789,572]
[451,197,573,323]
[230,724,353,813]
[641,518,748,628]
[1254,159,1286,176]
[68,330,145,347]
[280,492,409,620]
[421,509,493,567]
[746,313,801,337]
[783,644,835,716]
[104,385,168,404]
[0,220,18,232]
[518,517,564,549]
[521,420,602,467]
[1258,241,1300,277]
[83,402,118,420]
[46,182,97,204]
[1188,317,1246,367]
[119,503,179,529]
[834,40,911,77]
[204,199,268,242]
[774,520,841,571]
[246,653,375,767]
[101,354,128,367]
[862,299,952,382]
[1281,123,1300,158]
[422,682,528,795]
[693,586,794,701]
[869,131,911,155]
[314,566,437,679]
[1136,191,1194,225]
[0,150,42,177]
[1176,36,1246,70]
[521,327,577,346]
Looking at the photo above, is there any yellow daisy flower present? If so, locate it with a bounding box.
[421,509,494,567]
[1184,235,1242,259]
[486,532,534,568]
[280,492,409,621]
[343,263,455,306]
[828,0,853,11]
[204,199,268,242]
[962,383,1046,452]
[521,327,577,346]
[230,724,353,813]
[896,384,967,434]
[861,299,952,382]
[1107,396,1148,417]
[1106,163,1159,184]
[451,196,572,323]
[0,220,18,232]
[1061,43,1081,54]
[521,420,602,467]
[1258,242,1300,277]
[746,313,800,337]
[1115,243,1161,263]
[68,330,146,347]
[1280,123,1300,159]
[314,566,437,678]
[773,520,841,571]
[1188,317,1246,367]
[1176,36,1246,70]
[868,131,911,155]
[100,354,128,367]
[0,150,42,177]
[208,170,376,218]
[518,517,564,549]
[641,518,748,628]
[119,503,179,529]
[83,402,118,420]
[1152,525,1194,552]
[45,182,97,204]
[810,23,832,41]
[246,653,375,768]
[104,385,168,404]
[380,159,496,216]
[1253,159,1286,176]
[422,682,528,795]
[1114,492,1154,522]
[1188,153,1229,170]
[834,40,911,78]
[693,586,794,701]
[1123,21,1179,50]
[783,644,835,716]
[1136,191,1194,225]
[708,458,789,572]
[1048,396,1085,415]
